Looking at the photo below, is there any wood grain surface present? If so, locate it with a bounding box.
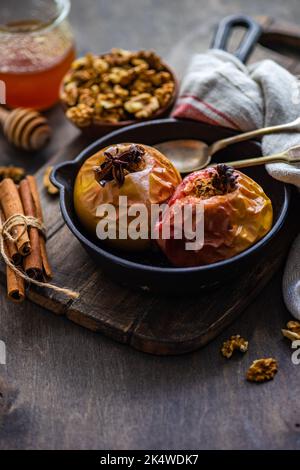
[0,0,300,450]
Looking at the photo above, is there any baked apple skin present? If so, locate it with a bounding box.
[155,165,273,266]
[73,143,182,251]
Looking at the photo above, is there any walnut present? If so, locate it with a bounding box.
[0,166,25,183]
[139,50,164,69]
[130,89,140,97]
[155,82,175,106]
[60,82,78,106]
[111,48,132,57]
[90,84,100,95]
[106,67,137,86]
[246,358,278,383]
[62,72,73,85]
[93,57,109,74]
[113,84,129,98]
[136,96,160,118]
[139,69,156,81]
[98,82,114,94]
[66,104,94,127]
[72,69,95,84]
[124,93,160,118]
[132,79,153,93]
[78,89,96,107]
[151,71,172,86]
[95,92,123,110]
[282,320,300,341]
[43,166,59,195]
[94,108,126,123]
[221,335,248,359]
[118,69,138,87]
[62,49,176,125]
[71,56,90,70]
[132,63,149,75]
[107,68,126,84]
[131,58,149,67]
[124,97,144,114]
[97,98,123,110]
[105,48,133,66]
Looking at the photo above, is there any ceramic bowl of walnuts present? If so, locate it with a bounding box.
[60,48,178,136]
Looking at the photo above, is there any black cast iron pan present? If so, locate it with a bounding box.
[51,118,290,294]
[51,17,286,294]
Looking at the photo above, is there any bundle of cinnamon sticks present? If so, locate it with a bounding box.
[0,176,52,302]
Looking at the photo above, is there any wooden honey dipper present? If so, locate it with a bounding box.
[0,107,51,151]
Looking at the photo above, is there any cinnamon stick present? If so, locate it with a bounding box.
[0,210,25,302]
[0,208,22,265]
[6,264,25,303]
[26,175,52,280]
[19,179,43,279]
[0,178,31,256]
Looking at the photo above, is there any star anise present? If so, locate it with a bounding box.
[211,164,238,193]
[94,144,145,187]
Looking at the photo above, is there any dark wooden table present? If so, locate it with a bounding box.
[1,0,300,450]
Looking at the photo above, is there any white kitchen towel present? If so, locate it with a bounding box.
[173,50,300,319]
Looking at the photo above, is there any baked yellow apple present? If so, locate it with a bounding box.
[74,143,182,250]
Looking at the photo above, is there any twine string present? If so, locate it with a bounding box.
[2,213,46,242]
[0,214,79,299]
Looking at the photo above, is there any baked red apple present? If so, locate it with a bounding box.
[155,164,273,266]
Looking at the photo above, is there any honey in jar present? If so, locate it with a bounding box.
[0,0,75,110]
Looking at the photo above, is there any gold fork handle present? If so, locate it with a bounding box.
[224,153,298,169]
[208,117,300,156]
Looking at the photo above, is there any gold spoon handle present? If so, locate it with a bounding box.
[208,117,300,156]
[225,152,300,169]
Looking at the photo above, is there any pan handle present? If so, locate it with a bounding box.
[51,161,76,191]
[211,14,262,63]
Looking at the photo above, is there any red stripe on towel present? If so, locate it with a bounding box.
[173,103,220,126]
[176,94,240,130]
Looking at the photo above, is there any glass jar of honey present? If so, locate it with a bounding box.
[0,0,75,110]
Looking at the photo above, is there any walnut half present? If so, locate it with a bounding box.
[221,335,248,359]
[282,320,300,341]
[124,93,160,119]
[246,358,278,383]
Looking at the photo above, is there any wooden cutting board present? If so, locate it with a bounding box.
[1,16,300,355]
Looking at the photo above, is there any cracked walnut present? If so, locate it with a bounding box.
[221,335,248,359]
